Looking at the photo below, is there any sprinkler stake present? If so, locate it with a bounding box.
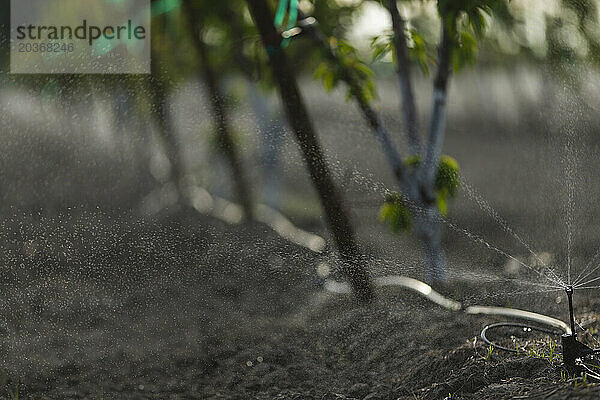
[566,285,576,336]
[561,286,600,382]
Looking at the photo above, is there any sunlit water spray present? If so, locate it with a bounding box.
[308,155,570,294]
[563,128,577,286]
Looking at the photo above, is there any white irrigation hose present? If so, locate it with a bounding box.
[143,184,571,334]
[375,275,463,311]
[466,306,571,334]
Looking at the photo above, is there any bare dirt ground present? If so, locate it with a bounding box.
[0,208,599,399]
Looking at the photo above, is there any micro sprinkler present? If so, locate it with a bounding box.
[480,284,600,383]
[561,285,600,381]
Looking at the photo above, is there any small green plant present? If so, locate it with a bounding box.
[484,344,494,361]
[378,192,412,233]
[7,382,19,400]
[573,373,590,388]
[560,369,567,383]
[520,338,562,363]
[547,338,557,363]
[526,346,540,358]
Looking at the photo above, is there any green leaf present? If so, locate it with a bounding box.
[435,155,460,199]
[370,33,394,62]
[379,193,412,233]
[436,193,448,216]
[313,61,339,92]
[408,29,432,75]
[397,154,460,217]
[467,8,487,37]
[329,38,378,103]
[451,31,477,71]
[378,155,459,230]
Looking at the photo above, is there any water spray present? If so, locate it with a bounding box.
[561,285,600,381]
[186,185,600,384]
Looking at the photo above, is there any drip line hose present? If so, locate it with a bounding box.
[480,322,563,353]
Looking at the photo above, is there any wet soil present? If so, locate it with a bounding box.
[1,209,599,399]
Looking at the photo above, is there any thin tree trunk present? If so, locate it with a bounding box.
[414,17,454,285]
[228,7,284,209]
[150,14,186,201]
[149,77,186,197]
[386,0,421,155]
[420,214,446,283]
[246,0,374,302]
[419,18,453,201]
[184,2,254,221]
[296,12,407,186]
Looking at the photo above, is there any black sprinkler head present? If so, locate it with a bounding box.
[565,285,573,295]
[561,287,600,382]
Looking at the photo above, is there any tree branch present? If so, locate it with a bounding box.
[419,16,454,202]
[296,11,407,187]
[386,0,421,155]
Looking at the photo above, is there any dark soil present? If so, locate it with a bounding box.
[1,208,599,399]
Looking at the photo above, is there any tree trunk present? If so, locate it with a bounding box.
[183,2,254,221]
[419,18,453,200]
[246,0,374,302]
[298,10,448,285]
[386,0,421,155]
[149,77,186,198]
[414,17,454,285]
[150,13,186,201]
[420,216,446,283]
[228,7,284,210]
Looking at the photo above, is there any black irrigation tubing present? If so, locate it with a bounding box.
[480,322,563,353]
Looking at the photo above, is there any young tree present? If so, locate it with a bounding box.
[381,0,507,283]
[245,0,374,302]
[288,1,506,284]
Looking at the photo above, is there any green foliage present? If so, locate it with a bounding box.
[314,62,339,92]
[451,31,477,71]
[435,155,460,200]
[484,344,494,361]
[368,1,511,74]
[437,0,510,72]
[405,154,460,202]
[379,155,460,233]
[314,38,377,103]
[379,193,412,233]
[437,0,507,22]
[370,29,433,75]
[370,33,394,63]
[409,29,432,75]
